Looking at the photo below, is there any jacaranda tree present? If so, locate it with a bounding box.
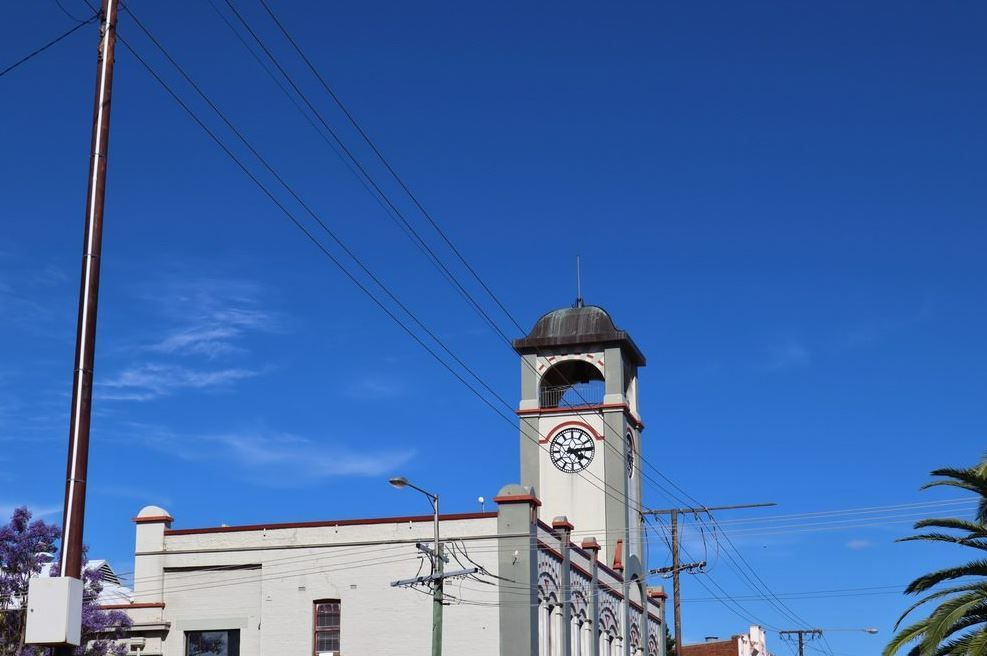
[0,507,130,656]
[885,457,987,656]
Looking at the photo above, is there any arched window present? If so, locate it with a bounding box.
[540,360,605,408]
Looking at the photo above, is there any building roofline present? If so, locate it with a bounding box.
[164,511,497,536]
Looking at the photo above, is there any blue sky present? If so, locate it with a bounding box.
[2,1,986,654]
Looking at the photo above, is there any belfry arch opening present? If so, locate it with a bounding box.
[539,359,605,409]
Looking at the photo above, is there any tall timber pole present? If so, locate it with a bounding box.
[644,502,777,656]
[57,0,119,651]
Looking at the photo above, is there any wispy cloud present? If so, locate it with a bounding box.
[98,363,257,401]
[345,376,405,400]
[142,277,280,359]
[126,425,414,485]
[846,538,874,550]
[762,341,811,371]
[150,308,274,358]
[101,276,281,401]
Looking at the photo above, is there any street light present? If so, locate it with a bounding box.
[388,476,442,656]
[388,477,439,553]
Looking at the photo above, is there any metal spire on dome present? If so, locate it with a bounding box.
[575,255,584,308]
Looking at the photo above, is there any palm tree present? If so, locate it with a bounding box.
[884,456,987,656]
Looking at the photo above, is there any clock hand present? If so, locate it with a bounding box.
[567,447,593,454]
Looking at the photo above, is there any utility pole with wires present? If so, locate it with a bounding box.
[779,629,822,656]
[780,627,879,656]
[388,477,478,656]
[643,502,776,656]
[25,0,119,651]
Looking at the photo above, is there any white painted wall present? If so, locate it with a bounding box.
[130,513,501,656]
[537,412,614,557]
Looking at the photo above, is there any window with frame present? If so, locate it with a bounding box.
[314,600,341,655]
[185,629,240,656]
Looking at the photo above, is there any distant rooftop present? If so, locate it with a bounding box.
[512,304,646,365]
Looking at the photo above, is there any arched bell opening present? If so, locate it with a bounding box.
[540,359,605,409]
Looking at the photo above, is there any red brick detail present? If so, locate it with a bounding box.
[165,512,496,536]
[133,515,173,525]
[493,494,542,507]
[649,589,668,600]
[581,538,601,552]
[541,420,603,444]
[516,403,645,430]
[98,602,165,610]
[552,519,574,531]
[612,538,624,571]
[681,637,742,656]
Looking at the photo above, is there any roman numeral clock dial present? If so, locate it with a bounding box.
[549,427,596,473]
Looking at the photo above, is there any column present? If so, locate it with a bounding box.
[539,602,550,656]
[495,486,542,656]
[582,538,601,656]
[552,605,564,656]
[582,622,594,656]
[554,517,574,656]
[572,620,582,656]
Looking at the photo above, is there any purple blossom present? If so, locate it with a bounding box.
[0,507,131,656]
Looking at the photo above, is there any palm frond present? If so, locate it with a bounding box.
[899,534,987,551]
[939,612,987,644]
[886,617,935,656]
[896,585,987,628]
[965,628,987,656]
[933,632,976,656]
[913,519,987,535]
[920,591,987,654]
[925,467,987,513]
[906,561,987,595]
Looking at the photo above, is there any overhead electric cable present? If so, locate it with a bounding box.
[107,15,650,521]
[256,0,526,334]
[1,13,98,79]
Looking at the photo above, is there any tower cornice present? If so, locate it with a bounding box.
[516,403,644,431]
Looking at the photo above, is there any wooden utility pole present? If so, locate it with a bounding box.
[56,0,119,652]
[779,629,822,656]
[644,502,776,656]
[671,509,681,656]
[433,543,444,656]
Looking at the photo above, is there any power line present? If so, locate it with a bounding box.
[54,0,90,23]
[111,1,694,537]
[104,8,880,643]
[255,0,526,335]
[111,13,651,524]
[203,0,704,517]
[1,12,98,79]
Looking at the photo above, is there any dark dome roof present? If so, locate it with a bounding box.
[512,305,645,365]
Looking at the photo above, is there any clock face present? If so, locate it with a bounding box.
[549,427,596,473]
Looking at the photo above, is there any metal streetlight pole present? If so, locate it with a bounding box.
[389,477,443,656]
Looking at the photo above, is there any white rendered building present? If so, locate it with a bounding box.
[111,304,666,656]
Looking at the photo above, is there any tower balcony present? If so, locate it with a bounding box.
[539,380,606,409]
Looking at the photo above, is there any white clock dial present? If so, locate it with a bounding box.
[549,427,596,473]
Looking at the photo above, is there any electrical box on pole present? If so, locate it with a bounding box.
[24,577,83,646]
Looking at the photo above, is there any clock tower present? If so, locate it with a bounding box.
[513,303,646,565]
